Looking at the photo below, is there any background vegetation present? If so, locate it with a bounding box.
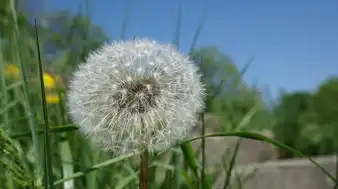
[0,0,337,189]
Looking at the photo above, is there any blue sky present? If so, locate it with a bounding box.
[37,0,338,99]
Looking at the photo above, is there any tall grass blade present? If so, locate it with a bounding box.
[0,100,19,115]
[200,113,205,189]
[59,139,74,189]
[34,19,54,189]
[336,152,338,189]
[0,38,9,129]
[55,94,75,189]
[189,0,207,52]
[184,131,337,183]
[222,139,241,189]
[115,174,138,189]
[181,169,194,189]
[173,1,182,47]
[9,0,43,182]
[168,149,181,188]
[180,143,199,183]
[53,152,137,186]
[10,125,78,139]
[120,0,132,39]
[175,3,203,186]
[230,56,253,92]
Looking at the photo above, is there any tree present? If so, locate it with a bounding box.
[272,91,321,158]
[312,77,338,152]
[190,47,243,112]
[272,85,338,158]
[30,10,109,81]
[313,77,338,124]
[190,47,274,131]
[40,10,107,55]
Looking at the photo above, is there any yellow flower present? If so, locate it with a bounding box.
[5,64,20,78]
[43,72,56,89]
[45,94,60,104]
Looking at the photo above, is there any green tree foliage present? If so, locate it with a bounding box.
[273,92,319,158]
[37,10,109,80]
[191,47,274,131]
[313,77,338,151]
[274,77,338,158]
[0,0,11,30]
[313,77,338,124]
[40,10,108,55]
[0,0,29,36]
[190,46,240,112]
[1,3,108,80]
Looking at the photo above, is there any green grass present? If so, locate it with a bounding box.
[33,19,53,189]
[0,1,337,189]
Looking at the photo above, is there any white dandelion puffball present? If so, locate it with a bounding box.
[67,38,205,154]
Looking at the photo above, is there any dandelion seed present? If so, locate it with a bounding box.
[67,38,205,154]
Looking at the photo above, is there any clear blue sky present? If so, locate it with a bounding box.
[38,0,338,99]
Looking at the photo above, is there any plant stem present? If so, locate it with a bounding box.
[201,113,205,189]
[139,118,149,189]
[139,149,149,189]
[335,152,338,189]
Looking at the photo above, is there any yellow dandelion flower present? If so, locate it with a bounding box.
[45,94,60,104]
[5,64,20,78]
[43,72,56,89]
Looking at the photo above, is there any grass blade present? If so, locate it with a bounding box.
[9,0,43,183]
[184,131,337,183]
[222,139,241,189]
[180,143,199,183]
[169,149,181,188]
[0,100,19,115]
[200,113,205,189]
[173,1,182,47]
[120,0,133,39]
[34,19,54,189]
[189,0,207,52]
[59,139,74,189]
[53,152,137,186]
[0,38,9,129]
[115,174,138,189]
[55,94,75,189]
[181,169,194,189]
[10,125,79,139]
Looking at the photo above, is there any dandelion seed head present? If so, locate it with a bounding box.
[67,38,205,154]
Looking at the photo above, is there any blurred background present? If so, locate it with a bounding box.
[1,0,338,189]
